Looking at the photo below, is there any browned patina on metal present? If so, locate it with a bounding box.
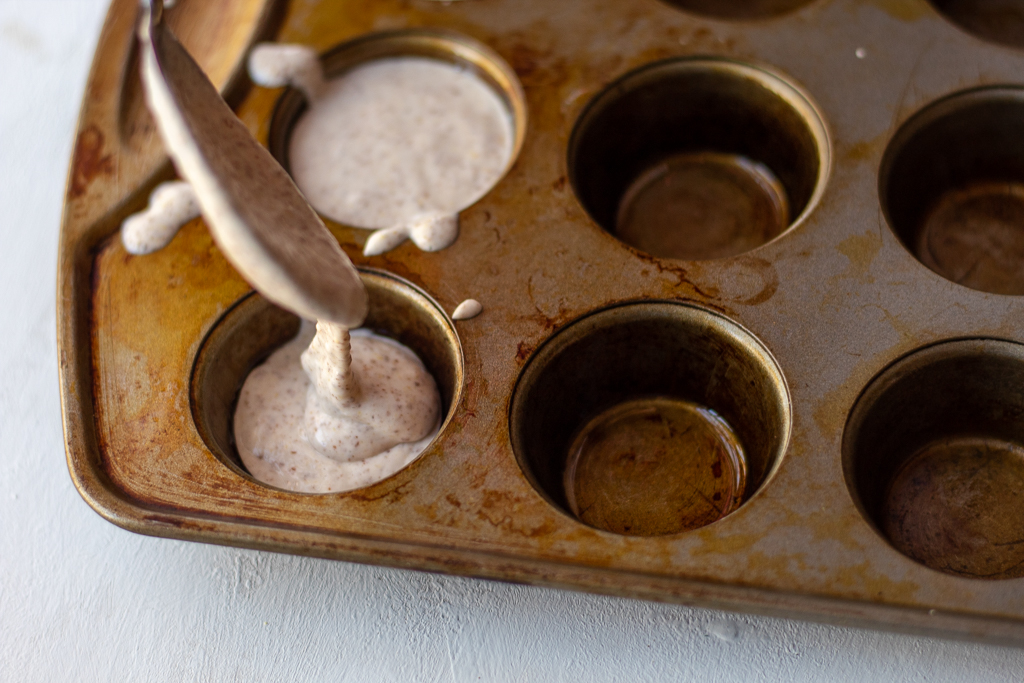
[70,125,115,198]
[509,302,788,541]
[884,437,1024,580]
[844,339,1024,583]
[57,0,1024,646]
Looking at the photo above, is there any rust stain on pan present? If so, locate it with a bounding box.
[69,125,115,199]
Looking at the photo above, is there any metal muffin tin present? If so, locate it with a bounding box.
[59,0,1024,644]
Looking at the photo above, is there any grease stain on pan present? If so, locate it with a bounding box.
[837,231,884,283]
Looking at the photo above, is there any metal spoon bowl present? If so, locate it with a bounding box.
[138,0,367,327]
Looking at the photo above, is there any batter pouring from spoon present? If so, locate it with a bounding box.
[136,0,441,492]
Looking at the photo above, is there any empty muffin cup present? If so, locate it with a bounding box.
[880,87,1024,295]
[843,339,1024,579]
[927,1,1024,50]
[509,302,791,536]
[190,269,463,491]
[659,0,817,21]
[568,57,829,261]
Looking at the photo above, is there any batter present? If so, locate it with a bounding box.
[248,43,325,101]
[120,180,200,254]
[234,321,441,493]
[451,299,482,320]
[137,25,446,494]
[251,51,513,255]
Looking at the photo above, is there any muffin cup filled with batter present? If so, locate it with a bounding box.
[264,29,527,255]
[191,270,463,494]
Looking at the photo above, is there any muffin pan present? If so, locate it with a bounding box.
[59,0,1024,644]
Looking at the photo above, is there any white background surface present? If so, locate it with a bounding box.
[3,1,1024,680]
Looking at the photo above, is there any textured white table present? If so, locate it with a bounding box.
[3,1,1024,680]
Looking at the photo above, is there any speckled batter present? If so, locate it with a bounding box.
[451,299,482,320]
[234,322,440,493]
[288,56,513,239]
[120,180,199,254]
[248,43,325,101]
[362,212,459,256]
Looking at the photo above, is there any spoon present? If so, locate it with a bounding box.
[136,0,367,327]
